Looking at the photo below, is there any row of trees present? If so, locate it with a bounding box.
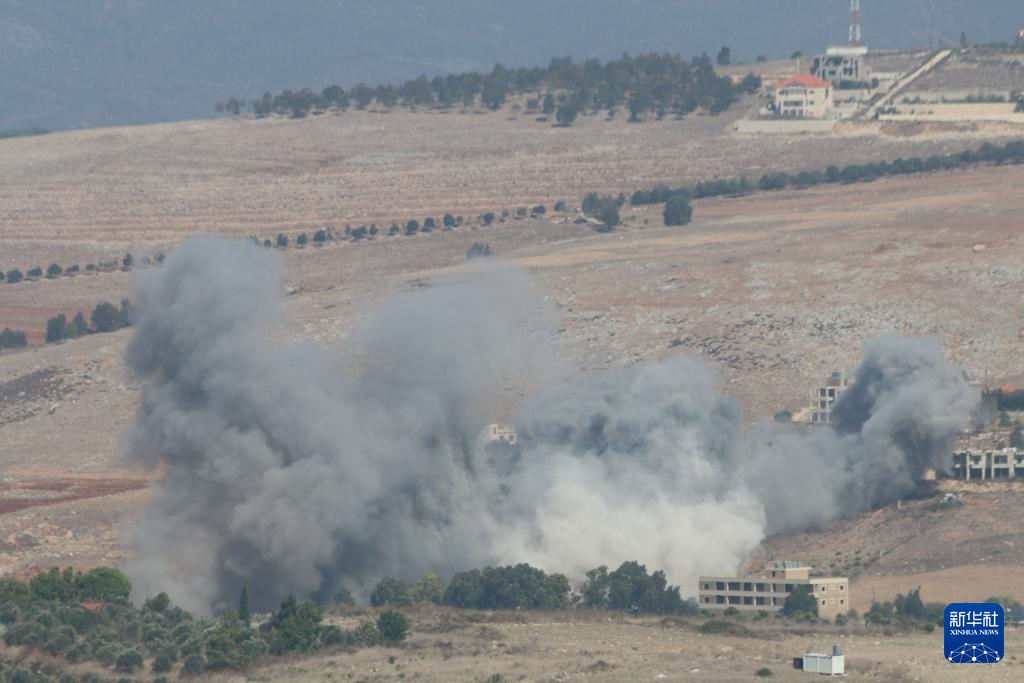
[0,328,28,350]
[626,138,1024,213]
[0,567,408,680]
[366,561,694,615]
[46,301,132,344]
[219,53,750,123]
[256,203,567,249]
[2,253,159,287]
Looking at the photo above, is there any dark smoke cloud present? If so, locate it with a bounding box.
[123,237,977,613]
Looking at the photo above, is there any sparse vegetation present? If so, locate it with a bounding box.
[581,192,624,231]
[0,328,29,350]
[467,243,493,259]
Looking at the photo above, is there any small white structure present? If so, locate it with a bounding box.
[803,644,845,675]
[486,423,517,445]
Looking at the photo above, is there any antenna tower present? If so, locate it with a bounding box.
[849,0,862,47]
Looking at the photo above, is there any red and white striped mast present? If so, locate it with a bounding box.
[849,0,862,47]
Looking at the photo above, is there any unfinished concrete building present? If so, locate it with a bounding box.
[952,448,1024,480]
[794,371,851,425]
[812,46,871,85]
[698,561,850,620]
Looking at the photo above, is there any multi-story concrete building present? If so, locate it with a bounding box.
[698,561,850,620]
[812,46,870,86]
[952,448,1024,480]
[773,74,834,119]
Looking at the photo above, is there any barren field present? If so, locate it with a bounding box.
[3,106,1024,653]
[194,608,1024,682]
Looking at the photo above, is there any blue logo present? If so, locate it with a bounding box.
[945,603,1004,664]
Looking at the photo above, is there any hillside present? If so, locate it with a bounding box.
[3,0,1024,130]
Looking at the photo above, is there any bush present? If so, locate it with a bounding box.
[334,587,355,606]
[444,564,570,611]
[78,567,132,601]
[410,574,445,604]
[313,229,328,244]
[266,594,323,653]
[0,328,28,349]
[755,667,774,678]
[466,243,492,259]
[371,577,412,607]
[532,204,546,215]
[275,233,289,248]
[377,610,410,642]
[581,192,623,230]
[27,266,42,278]
[663,194,693,226]
[46,314,68,343]
[6,269,23,283]
[47,263,63,278]
[115,648,143,672]
[405,220,420,235]
[481,212,496,225]
[181,654,205,676]
[699,620,750,636]
[723,606,740,616]
[554,200,567,212]
[443,213,456,228]
[297,233,309,246]
[423,217,436,230]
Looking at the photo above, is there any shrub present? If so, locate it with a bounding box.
[275,233,289,247]
[405,220,420,235]
[410,574,444,604]
[5,268,23,283]
[94,642,123,666]
[352,621,383,647]
[27,266,42,278]
[554,200,567,212]
[581,192,623,230]
[755,667,774,678]
[482,212,496,225]
[371,577,411,607]
[297,233,309,246]
[181,654,205,676]
[532,205,546,215]
[782,585,819,617]
[266,594,323,653]
[313,229,328,244]
[663,194,693,226]
[0,328,28,349]
[46,314,68,343]
[699,620,750,636]
[466,243,492,259]
[47,263,63,278]
[115,648,143,673]
[723,606,740,617]
[78,567,132,601]
[515,207,527,218]
[377,610,409,642]
[334,587,355,606]
[443,213,456,228]
[90,302,128,333]
[423,217,436,230]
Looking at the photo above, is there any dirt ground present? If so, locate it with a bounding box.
[200,608,1024,683]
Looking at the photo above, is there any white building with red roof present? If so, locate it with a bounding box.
[773,73,833,119]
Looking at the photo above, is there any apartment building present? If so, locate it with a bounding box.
[485,423,517,445]
[698,561,850,620]
[952,448,1024,480]
[773,74,834,119]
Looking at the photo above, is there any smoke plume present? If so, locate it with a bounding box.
[123,237,977,613]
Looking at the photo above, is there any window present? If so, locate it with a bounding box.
[703,583,710,591]
[840,585,845,591]
[756,597,765,605]
[716,582,726,591]
[840,599,845,605]
[704,597,711,604]
[728,582,741,591]
[744,596,753,605]
[785,584,794,593]
[728,596,740,605]
[821,600,827,606]
[755,583,766,592]
[716,595,725,604]
[743,582,753,592]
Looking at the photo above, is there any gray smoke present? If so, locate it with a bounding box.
[123,237,977,613]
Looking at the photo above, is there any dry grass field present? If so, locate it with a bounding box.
[3,104,1024,679]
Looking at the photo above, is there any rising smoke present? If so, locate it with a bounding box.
[123,237,977,613]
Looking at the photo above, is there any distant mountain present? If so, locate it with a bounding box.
[1,0,1021,131]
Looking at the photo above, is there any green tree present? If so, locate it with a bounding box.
[556,103,580,126]
[542,93,556,117]
[377,610,409,642]
[115,648,143,673]
[91,302,122,333]
[581,565,610,608]
[581,192,623,230]
[122,253,134,269]
[960,31,969,49]
[781,585,819,617]
[27,266,42,278]
[371,577,412,607]
[0,328,28,349]
[276,233,289,248]
[405,219,420,235]
[29,566,76,601]
[482,212,496,226]
[239,580,251,627]
[410,574,445,604]
[46,263,63,278]
[313,229,328,244]
[46,314,68,343]
[77,567,132,600]
[267,595,323,654]
[297,233,309,246]
[554,200,567,212]
[663,194,693,226]
[5,269,22,283]
[334,587,355,606]
[532,204,546,215]
[443,213,456,228]
[716,46,732,66]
